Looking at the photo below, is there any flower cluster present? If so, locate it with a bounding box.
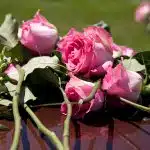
[5,11,143,119]
[57,26,142,118]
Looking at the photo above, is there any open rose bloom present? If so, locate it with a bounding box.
[57,26,136,79]
[18,11,58,55]
[57,27,114,78]
[102,64,143,101]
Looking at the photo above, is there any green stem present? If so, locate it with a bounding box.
[23,103,63,150]
[0,46,6,60]
[60,88,72,150]
[30,103,63,108]
[10,65,25,150]
[120,97,150,113]
[57,64,67,71]
[79,80,101,104]
[30,102,80,108]
[141,54,148,85]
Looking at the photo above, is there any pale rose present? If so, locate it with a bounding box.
[57,28,113,78]
[18,11,58,55]
[112,43,136,58]
[102,64,143,101]
[61,76,104,118]
[135,2,150,23]
[4,64,19,81]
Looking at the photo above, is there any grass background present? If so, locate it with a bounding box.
[0,0,149,51]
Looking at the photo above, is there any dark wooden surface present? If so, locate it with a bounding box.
[0,108,150,150]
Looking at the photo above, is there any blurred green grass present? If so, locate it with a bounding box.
[0,0,149,51]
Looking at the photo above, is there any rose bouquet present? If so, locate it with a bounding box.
[0,11,150,150]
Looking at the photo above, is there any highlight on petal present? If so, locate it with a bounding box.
[18,10,58,55]
[102,63,143,101]
[61,75,104,118]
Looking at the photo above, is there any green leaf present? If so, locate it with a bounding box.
[6,43,33,63]
[23,55,59,79]
[4,55,61,103]
[0,14,18,49]
[134,51,150,84]
[134,51,150,64]
[16,86,37,104]
[0,105,13,120]
[122,58,145,72]
[4,55,60,82]
[0,124,9,131]
[23,87,36,103]
[4,56,59,103]
[0,99,12,106]
[4,81,36,103]
[25,67,60,89]
[0,84,8,94]
[4,81,16,97]
[25,67,63,105]
[142,84,150,95]
[93,20,111,34]
[51,51,62,61]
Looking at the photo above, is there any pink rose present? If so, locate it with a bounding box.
[102,63,143,101]
[112,43,136,58]
[57,27,113,78]
[135,2,150,23]
[61,76,104,118]
[4,64,19,80]
[18,11,58,55]
[83,26,113,50]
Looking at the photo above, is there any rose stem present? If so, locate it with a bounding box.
[23,103,63,150]
[120,97,150,113]
[10,65,25,150]
[32,80,101,108]
[78,80,101,104]
[30,102,77,108]
[60,87,72,150]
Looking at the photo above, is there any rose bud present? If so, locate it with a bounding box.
[61,75,104,118]
[135,2,150,23]
[18,10,58,55]
[57,27,113,78]
[102,63,143,101]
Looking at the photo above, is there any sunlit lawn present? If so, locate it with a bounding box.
[0,0,149,51]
